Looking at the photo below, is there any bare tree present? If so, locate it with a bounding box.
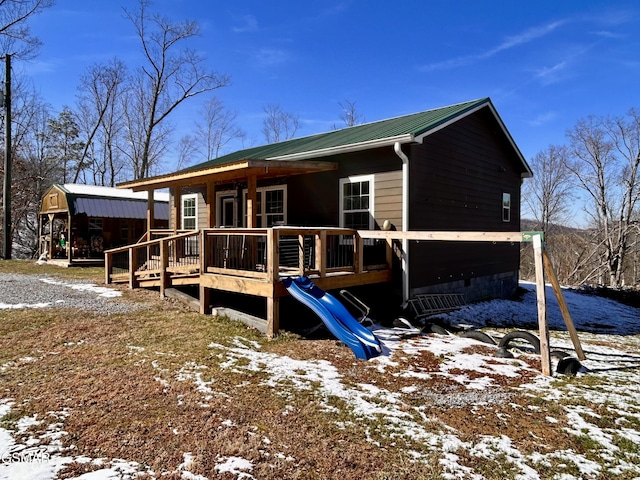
[522,144,574,233]
[194,97,245,160]
[122,0,230,179]
[3,81,58,257]
[75,58,127,185]
[262,104,300,143]
[337,99,364,128]
[566,110,640,287]
[0,0,54,58]
[175,133,196,171]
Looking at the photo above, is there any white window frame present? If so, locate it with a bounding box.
[339,174,375,230]
[502,192,511,223]
[242,185,287,227]
[181,193,199,230]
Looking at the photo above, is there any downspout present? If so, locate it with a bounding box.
[394,142,410,306]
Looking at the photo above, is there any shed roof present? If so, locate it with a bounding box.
[72,197,169,220]
[42,184,169,220]
[58,184,169,202]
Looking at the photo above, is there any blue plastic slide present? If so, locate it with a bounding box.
[282,276,382,360]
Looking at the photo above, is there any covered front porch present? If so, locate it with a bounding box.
[108,158,395,336]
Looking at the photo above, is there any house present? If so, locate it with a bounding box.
[107,98,532,333]
[39,183,169,265]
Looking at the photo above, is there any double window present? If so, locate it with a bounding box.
[340,175,374,230]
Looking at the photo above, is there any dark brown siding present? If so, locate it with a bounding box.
[287,147,403,228]
[408,106,522,289]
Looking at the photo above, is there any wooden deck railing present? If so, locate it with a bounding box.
[104,230,201,295]
[106,227,391,293]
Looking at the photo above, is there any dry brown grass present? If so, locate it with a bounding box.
[0,260,633,479]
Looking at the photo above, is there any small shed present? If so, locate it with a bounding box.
[39,183,169,264]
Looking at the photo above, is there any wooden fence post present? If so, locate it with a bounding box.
[533,234,552,376]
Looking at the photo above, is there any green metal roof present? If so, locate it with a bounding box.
[181,97,528,174]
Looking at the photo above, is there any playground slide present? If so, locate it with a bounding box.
[282,276,382,360]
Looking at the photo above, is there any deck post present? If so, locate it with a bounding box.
[266,295,279,338]
[105,251,112,285]
[354,232,363,274]
[159,238,168,298]
[266,228,280,337]
[246,175,257,228]
[146,189,155,235]
[385,238,393,269]
[206,181,216,227]
[316,230,326,277]
[267,228,279,283]
[533,234,551,376]
[129,246,138,289]
[200,229,211,314]
[172,187,181,234]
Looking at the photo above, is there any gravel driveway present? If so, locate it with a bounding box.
[0,273,143,314]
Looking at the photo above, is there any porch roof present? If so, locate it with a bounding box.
[119,158,338,192]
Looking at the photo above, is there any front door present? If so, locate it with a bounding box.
[221,196,236,227]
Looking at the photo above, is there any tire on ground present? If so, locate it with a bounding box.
[497,330,541,354]
[422,324,451,335]
[459,329,497,345]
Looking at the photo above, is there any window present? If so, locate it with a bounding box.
[340,175,374,230]
[181,194,198,230]
[502,192,511,222]
[243,186,287,227]
[88,218,103,235]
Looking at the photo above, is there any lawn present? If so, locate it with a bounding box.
[1,260,640,479]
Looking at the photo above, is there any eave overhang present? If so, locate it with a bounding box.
[117,159,339,192]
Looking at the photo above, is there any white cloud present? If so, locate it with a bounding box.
[233,14,258,33]
[419,20,566,72]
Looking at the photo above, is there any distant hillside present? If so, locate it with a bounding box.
[520,219,587,235]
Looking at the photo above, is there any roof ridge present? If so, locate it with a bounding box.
[181,98,490,172]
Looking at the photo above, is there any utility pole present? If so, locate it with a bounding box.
[2,54,11,259]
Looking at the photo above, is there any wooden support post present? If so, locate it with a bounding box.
[200,284,211,315]
[246,175,257,228]
[200,229,210,314]
[354,233,363,274]
[105,251,112,285]
[206,181,216,228]
[542,250,586,360]
[129,247,138,289]
[266,228,278,282]
[159,239,168,298]
[267,295,279,338]
[385,238,393,269]
[147,189,155,234]
[533,234,551,376]
[66,212,72,264]
[172,187,181,233]
[316,230,326,278]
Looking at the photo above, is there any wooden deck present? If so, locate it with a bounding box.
[105,227,393,336]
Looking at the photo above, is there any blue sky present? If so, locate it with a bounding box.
[19,0,640,172]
